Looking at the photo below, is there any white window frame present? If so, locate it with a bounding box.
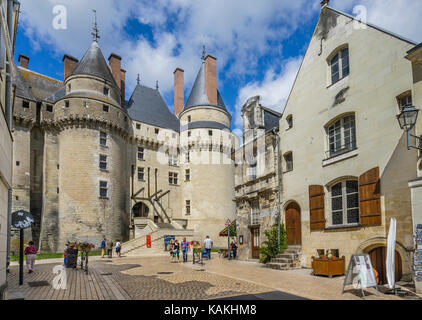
[327,115,356,158]
[251,201,260,226]
[330,47,349,84]
[329,180,360,227]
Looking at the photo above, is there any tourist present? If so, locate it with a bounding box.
[172,240,180,263]
[24,241,38,273]
[101,236,106,258]
[115,239,122,258]
[107,239,113,258]
[230,242,237,260]
[181,237,190,263]
[203,236,213,260]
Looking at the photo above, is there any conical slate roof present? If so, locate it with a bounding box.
[126,84,180,132]
[184,62,227,112]
[71,41,117,85]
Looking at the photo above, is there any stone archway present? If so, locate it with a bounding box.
[132,202,150,218]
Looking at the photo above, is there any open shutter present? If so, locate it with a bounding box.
[359,167,381,226]
[309,185,325,231]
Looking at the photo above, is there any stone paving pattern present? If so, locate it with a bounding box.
[7,254,422,300]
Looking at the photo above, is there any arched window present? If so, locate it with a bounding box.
[330,179,359,226]
[330,47,349,84]
[326,114,356,158]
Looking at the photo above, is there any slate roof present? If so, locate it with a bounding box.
[71,41,117,85]
[45,86,66,103]
[125,84,180,132]
[184,62,228,112]
[12,62,36,101]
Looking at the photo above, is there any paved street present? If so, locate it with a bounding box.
[6,254,422,300]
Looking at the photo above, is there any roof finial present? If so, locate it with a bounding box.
[136,74,140,85]
[155,80,159,90]
[201,45,206,61]
[92,9,100,42]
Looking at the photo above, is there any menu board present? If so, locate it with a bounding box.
[343,254,378,295]
[415,224,422,282]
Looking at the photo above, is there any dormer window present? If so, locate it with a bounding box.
[103,87,109,96]
[330,47,349,84]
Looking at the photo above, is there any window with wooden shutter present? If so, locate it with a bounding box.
[359,167,381,226]
[309,185,325,231]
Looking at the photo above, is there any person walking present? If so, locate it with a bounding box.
[181,238,190,263]
[107,239,113,258]
[172,240,180,263]
[101,236,106,258]
[230,241,238,260]
[24,241,38,273]
[203,236,213,260]
[115,240,122,258]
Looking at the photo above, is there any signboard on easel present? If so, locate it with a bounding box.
[342,254,379,298]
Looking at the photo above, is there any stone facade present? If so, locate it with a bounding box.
[10,38,236,253]
[276,7,418,281]
[0,0,19,299]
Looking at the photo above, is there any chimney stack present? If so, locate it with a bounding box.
[108,53,122,90]
[174,68,184,117]
[63,54,79,82]
[18,54,29,69]
[204,55,217,105]
[120,68,126,102]
[321,0,330,8]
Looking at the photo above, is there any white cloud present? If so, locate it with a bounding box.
[234,57,302,128]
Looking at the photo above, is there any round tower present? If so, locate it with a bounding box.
[178,55,236,247]
[53,40,130,250]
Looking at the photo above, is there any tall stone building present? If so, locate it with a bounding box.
[0,0,19,299]
[237,2,421,284]
[11,28,236,253]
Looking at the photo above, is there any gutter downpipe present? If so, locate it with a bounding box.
[272,128,281,249]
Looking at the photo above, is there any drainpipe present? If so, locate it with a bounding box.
[272,128,281,249]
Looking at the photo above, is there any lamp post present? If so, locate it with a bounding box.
[396,105,422,150]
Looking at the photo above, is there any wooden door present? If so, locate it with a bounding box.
[286,202,302,245]
[251,227,260,259]
[369,246,402,285]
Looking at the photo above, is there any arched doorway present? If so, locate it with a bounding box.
[285,202,301,246]
[369,246,402,285]
[132,202,149,218]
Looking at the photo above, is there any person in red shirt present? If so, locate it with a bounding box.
[24,241,38,273]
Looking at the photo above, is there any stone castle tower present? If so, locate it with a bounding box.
[11,25,236,253]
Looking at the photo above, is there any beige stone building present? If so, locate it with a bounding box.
[274,4,420,284]
[234,96,281,260]
[10,27,236,253]
[0,0,19,299]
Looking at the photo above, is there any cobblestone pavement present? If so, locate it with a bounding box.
[6,254,422,300]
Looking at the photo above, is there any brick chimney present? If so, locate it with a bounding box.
[120,68,126,102]
[108,53,122,90]
[204,55,217,105]
[18,54,29,69]
[174,68,184,117]
[63,54,79,82]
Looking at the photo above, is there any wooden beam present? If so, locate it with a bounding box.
[156,190,170,200]
[131,187,145,199]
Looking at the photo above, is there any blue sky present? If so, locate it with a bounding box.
[14,0,422,134]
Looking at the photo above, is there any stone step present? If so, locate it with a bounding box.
[272,257,294,263]
[265,262,295,270]
[275,253,299,259]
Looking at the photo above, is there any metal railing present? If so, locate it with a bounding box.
[325,140,357,159]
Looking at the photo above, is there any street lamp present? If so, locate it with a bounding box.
[396,105,422,150]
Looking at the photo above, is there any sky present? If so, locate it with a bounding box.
[14,0,422,135]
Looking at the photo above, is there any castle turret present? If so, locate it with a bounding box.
[52,39,130,249]
[177,54,236,246]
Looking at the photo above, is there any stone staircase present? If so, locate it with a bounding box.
[265,246,302,271]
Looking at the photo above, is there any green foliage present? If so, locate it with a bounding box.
[259,224,287,264]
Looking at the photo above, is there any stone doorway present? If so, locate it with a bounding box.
[132,202,149,218]
[369,246,403,285]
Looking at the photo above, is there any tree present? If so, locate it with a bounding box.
[259,223,287,264]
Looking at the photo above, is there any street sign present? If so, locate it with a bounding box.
[225,219,231,226]
[12,210,34,229]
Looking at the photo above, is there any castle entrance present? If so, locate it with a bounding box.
[133,202,149,218]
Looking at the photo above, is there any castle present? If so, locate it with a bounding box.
[11,30,237,253]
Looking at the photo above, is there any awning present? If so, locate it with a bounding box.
[219,220,237,237]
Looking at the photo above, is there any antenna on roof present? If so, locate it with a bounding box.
[136,74,140,85]
[155,80,159,90]
[201,45,206,61]
[91,9,100,42]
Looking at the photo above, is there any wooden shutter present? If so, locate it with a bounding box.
[359,167,381,226]
[309,185,325,231]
